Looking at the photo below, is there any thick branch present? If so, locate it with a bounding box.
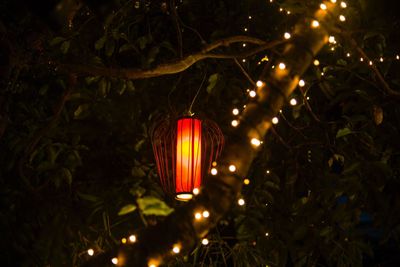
[57,37,284,80]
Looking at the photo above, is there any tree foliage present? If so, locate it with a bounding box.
[1,0,400,266]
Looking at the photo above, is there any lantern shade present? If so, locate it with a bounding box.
[150,116,224,201]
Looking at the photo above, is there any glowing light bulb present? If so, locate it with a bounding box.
[313,59,320,66]
[272,117,279,124]
[129,235,136,243]
[202,210,210,218]
[279,8,283,12]
[265,232,269,236]
[328,36,336,43]
[278,62,286,70]
[211,168,218,175]
[256,80,264,87]
[250,138,261,147]
[244,27,248,32]
[172,245,180,254]
[195,212,202,220]
[193,188,200,195]
[290,98,297,106]
[202,238,209,245]
[121,238,127,244]
[248,15,252,19]
[212,161,217,166]
[238,198,245,206]
[360,57,364,62]
[266,170,270,174]
[287,10,291,14]
[284,32,291,39]
[320,3,327,10]
[249,90,256,98]
[242,59,246,62]
[231,120,239,127]
[229,165,236,172]
[242,43,246,47]
[346,53,351,57]
[331,0,337,3]
[244,178,250,185]
[232,108,239,115]
[311,20,320,28]
[87,249,94,256]
[380,57,383,62]
[340,1,347,8]
[339,15,346,21]
[396,55,399,60]
[369,61,373,65]
[111,257,119,265]
[299,79,305,87]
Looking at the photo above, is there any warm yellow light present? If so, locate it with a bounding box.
[231,120,239,127]
[321,72,324,76]
[256,80,264,87]
[149,265,157,267]
[339,15,346,21]
[369,61,373,65]
[313,59,320,66]
[279,8,283,12]
[249,90,256,98]
[176,193,193,201]
[242,43,246,47]
[172,245,180,254]
[380,57,384,62]
[311,20,320,28]
[111,257,119,265]
[212,161,217,166]
[238,198,245,206]
[331,0,337,3]
[248,15,252,19]
[331,47,335,51]
[193,188,200,195]
[129,235,136,243]
[287,10,291,14]
[194,212,202,220]
[202,238,209,245]
[284,32,291,39]
[346,53,351,57]
[229,165,236,172]
[278,63,286,70]
[211,168,218,175]
[340,1,347,8]
[202,210,210,218]
[265,232,269,236]
[121,238,127,244]
[320,3,327,10]
[242,59,246,62]
[232,108,239,115]
[328,36,335,43]
[290,98,297,106]
[250,138,261,147]
[272,117,279,124]
[243,178,250,185]
[266,170,270,174]
[87,249,94,256]
[360,57,364,62]
[244,27,248,32]
[298,79,305,87]
[396,55,399,60]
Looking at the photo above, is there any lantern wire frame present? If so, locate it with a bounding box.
[150,116,224,201]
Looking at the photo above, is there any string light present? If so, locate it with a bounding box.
[232,108,239,115]
[265,232,269,237]
[242,43,246,47]
[111,257,119,265]
[331,0,337,3]
[320,3,327,10]
[193,188,200,195]
[313,59,320,66]
[249,90,257,97]
[346,53,351,57]
[211,168,218,175]
[87,249,94,256]
[340,1,347,8]
[129,235,136,243]
[290,98,297,106]
[360,57,364,62]
[266,170,270,174]
[251,138,262,147]
[328,36,336,44]
[238,198,245,206]
[229,165,236,172]
[396,55,399,60]
[380,57,384,62]
[121,238,127,244]
[202,238,209,245]
[195,212,202,220]
[369,61,373,65]
[243,178,250,185]
[299,79,305,87]
[272,117,279,124]
[284,32,291,39]
[244,27,248,32]
[286,10,291,14]
[172,245,180,254]
[256,80,264,87]
[202,210,210,218]
[242,59,246,63]
[339,15,346,21]
[231,120,239,127]
[278,62,286,70]
[311,20,320,28]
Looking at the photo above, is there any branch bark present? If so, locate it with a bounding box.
[56,37,285,80]
[82,3,341,267]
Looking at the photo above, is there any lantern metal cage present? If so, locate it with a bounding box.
[150,116,224,201]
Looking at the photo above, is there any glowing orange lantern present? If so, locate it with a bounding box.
[150,116,224,201]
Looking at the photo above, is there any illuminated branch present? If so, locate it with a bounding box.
[57,37,285,80]
[82,2,341,267]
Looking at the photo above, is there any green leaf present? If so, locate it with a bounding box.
[207,73,219,94]
[118,204,137,215]
[60,41,70,54]
[60,168,72,185]
[336,127,353,138]
[50,37,66,46]
[137,196,174,216]
[95,36,107,50]
[105,39,115,57]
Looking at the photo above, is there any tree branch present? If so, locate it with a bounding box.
[56,37,285,80]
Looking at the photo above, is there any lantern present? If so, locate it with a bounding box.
[150,116,224,201]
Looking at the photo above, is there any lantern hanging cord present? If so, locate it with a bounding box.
[188,71,207,115]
